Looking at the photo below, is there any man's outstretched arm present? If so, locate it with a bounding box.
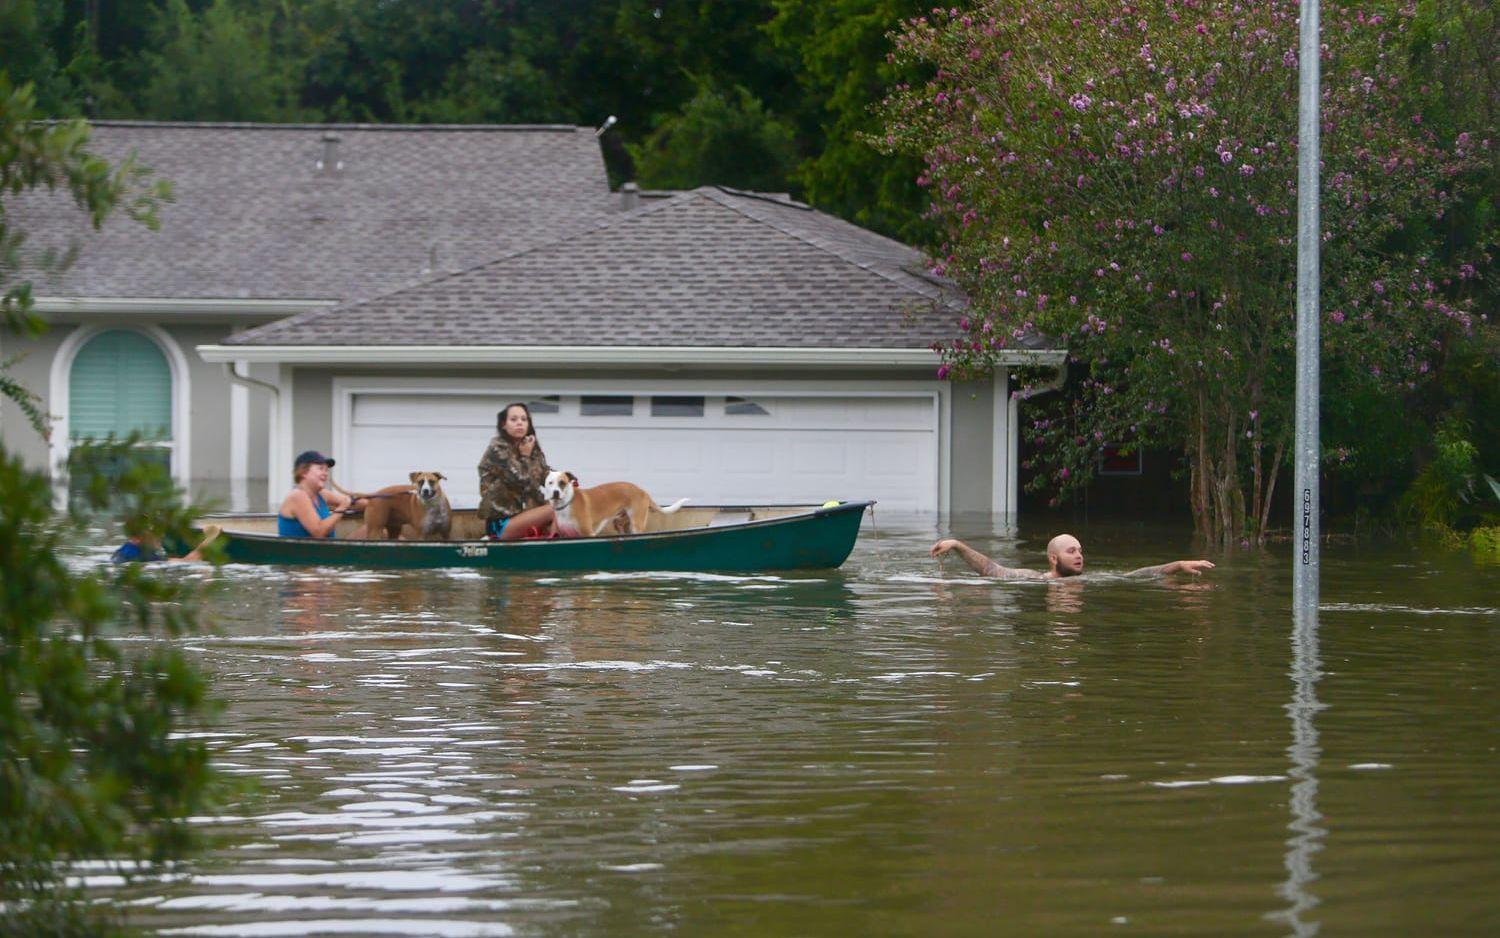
[1125,559,1216,578]
[931,539,1044,579]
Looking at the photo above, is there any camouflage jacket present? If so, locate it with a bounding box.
[477,435,550,523]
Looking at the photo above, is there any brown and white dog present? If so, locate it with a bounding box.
[542,470,688,536]
[335,471,452,541]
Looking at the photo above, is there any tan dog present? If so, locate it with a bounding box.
[335,472,452,540]
[542,470,688,536]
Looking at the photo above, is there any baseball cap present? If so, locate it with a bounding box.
[293,450,335,468]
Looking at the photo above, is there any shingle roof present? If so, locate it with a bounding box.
[10,121,613,301]
[227,186,964,349]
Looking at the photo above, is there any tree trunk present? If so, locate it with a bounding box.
[1257,438,1287,545]
[1191,397,1212,539]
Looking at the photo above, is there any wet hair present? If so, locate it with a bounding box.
[498,402,541,452]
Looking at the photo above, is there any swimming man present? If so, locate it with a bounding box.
[930,534,1215,579]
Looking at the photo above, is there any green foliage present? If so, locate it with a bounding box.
[1398,415,1500,564]
[878,0,1493,542]
[2,69,224,933]
[1401,418,1481,527]
[1470,525,1500,561]
[407,47,562,125]
[0,437,229,931]
[132,0,301,121]
[628,80,798,192]
[769,0,933,242]
[0,0,78,114]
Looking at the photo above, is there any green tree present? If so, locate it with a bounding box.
[768,0,931,241]
[132,0,301,121]
[408,47,562,124]
[880,0,1490,544]
[628,80,799,192]
[0,0,81,114]
[1,77,226,934]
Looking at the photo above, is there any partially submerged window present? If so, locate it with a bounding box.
[69,329,172,443]
[67,328,174,498]
[580,395,633,416]
[651,395,705,417]
[724,396,770,416]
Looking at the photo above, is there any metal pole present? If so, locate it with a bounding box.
[1294,0,1321,623]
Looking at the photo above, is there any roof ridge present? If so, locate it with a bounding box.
[711,185,814,211]
[698,187,948,304]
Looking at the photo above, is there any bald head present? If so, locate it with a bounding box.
[1046,534,1084,577]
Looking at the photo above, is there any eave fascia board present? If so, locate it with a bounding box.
[194,344,1067,368]
[35,296,339,318]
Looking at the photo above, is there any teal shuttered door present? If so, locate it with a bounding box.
[68,329,173,473]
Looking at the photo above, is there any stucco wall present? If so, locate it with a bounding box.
[947,375,998,516]
[0,327,62,472]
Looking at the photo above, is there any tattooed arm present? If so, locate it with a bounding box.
[1125,559,1216,577]
[931,539,1046,579]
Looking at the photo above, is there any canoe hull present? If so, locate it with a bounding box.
[201,501,869,572]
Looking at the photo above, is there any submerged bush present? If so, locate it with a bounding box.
[1470,525,1500,561]
[1400,418,1483,528]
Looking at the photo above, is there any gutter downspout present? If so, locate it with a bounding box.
[1007,360,1068,515]
[224,362,279,508]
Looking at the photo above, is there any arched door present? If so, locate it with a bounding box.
[67,329,174,476]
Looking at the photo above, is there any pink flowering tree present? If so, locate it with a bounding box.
[879,0,1489,544]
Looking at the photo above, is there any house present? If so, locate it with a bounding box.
[3,121,1062,516]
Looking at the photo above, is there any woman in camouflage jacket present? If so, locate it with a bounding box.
[477,403,560,540]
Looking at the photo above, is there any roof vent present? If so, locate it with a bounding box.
[316,133,343,174]
[620,181,640,212]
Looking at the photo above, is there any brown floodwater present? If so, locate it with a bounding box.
[77,514,1499,936]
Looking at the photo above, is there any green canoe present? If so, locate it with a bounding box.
[189,501,871,572]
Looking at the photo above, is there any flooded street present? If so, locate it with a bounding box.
[83,515,1500,936]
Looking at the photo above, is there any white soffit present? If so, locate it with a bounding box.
[36,297,338,317]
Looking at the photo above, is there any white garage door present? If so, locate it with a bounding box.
[344,392,939,512]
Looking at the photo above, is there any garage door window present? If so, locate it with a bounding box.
[725,396,770,416]
[651,395,704,417]
[527,395,561,415]
[580,395,633,416]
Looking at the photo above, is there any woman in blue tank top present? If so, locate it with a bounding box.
[279,450,362,538]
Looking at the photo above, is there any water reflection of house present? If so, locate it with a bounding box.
[5,121,1063,515]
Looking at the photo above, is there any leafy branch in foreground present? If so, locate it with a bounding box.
[2,72,218,936]
[0,438,232,934]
